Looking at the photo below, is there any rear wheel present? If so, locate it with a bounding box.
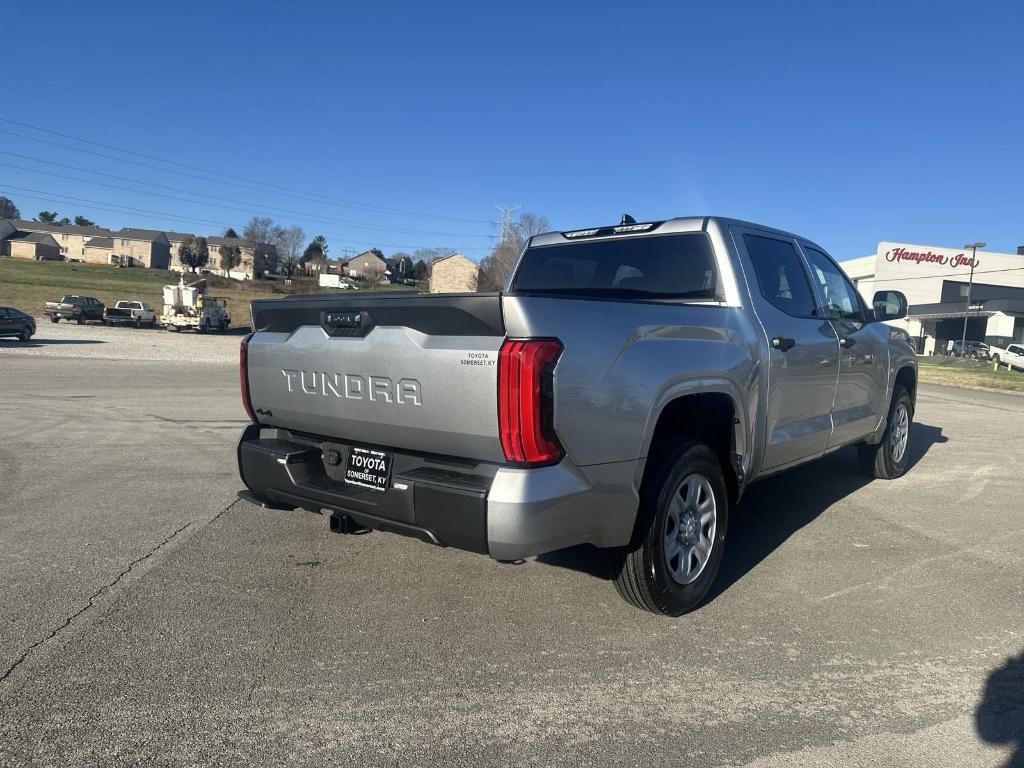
[993,354,1001,366]
[858,385,913,479]
[614,441,729,616]
[76,316,84,325]
[50,316,59,324]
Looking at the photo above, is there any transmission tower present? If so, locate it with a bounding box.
[495,203,521,244]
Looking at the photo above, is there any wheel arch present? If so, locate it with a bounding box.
[636,380,750,504]
[895,364,917,408]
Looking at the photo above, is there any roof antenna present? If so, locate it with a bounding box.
[620,213,636,225]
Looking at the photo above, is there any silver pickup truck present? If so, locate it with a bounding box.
[236,216,917,615]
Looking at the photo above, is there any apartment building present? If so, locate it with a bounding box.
[429,253,478,293]
[166,231,272,280]
[4,220,115,261]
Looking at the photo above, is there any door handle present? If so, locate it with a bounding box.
[838,337,856,348]
[771,335,796,351]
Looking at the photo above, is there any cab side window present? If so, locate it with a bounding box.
[802,247,865,323]
[744,234,816,318]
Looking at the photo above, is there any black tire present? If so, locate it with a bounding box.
[19,326,32,342]
[134,317,141,329]
[76,316,84,325]
[858,385,913,480]
[50,316,59,324]
[614,441,729,616]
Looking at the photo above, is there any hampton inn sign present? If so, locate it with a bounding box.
[884,246,979,270]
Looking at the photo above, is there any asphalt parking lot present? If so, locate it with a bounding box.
[1,329,1022,767]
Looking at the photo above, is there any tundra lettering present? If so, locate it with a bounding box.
[240,216,917,616]
[281,369,422,405]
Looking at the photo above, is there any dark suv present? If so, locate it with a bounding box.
[951,340,990,359]
[0,306,36,342]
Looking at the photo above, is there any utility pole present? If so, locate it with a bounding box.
[959,241,985,357]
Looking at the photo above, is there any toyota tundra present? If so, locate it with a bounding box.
[236,216,917,615]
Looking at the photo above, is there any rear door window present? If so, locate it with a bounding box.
[743,234,816,318]
[802,246,865,323]
[512,233,719,300]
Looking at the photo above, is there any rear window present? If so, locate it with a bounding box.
[511,233,719,300]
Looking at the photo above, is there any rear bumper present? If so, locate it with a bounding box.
[236,424,638,560]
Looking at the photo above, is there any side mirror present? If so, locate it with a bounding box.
[872,290,908,321]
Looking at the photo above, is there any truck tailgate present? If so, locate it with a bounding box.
[246,293,506,462]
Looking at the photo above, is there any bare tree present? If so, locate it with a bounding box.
[243,216,275,245]
[275,225,306,278]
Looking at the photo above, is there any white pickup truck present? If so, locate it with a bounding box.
[103,300,157,328]
[989,343,1024,370]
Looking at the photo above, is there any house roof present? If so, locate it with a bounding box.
[8,219,114,237]
[164,231,195,242]
[343,250,388,266]
[208,236,254,248]
[431,253,472,265]
[117,228,167,242]
[3,230,59,246]
[85,236,114,248]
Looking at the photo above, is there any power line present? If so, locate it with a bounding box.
[0,126,475,223]
[0,65,475,206]
[0,152,495,238]
[3,184,487,253]
[0,117,496,225]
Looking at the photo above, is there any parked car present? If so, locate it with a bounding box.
[0,306,35,341]
[43,296,105,324]
[951,340,990,359]
[234,215,918,616]
[104,300,157,328]
[990,343,1024,371]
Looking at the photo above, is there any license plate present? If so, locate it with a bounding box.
[343,447,392,492]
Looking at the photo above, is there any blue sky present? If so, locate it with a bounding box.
[1,0,1022,261]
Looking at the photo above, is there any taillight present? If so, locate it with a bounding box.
[498,338,563,466]
[240,333,257,423]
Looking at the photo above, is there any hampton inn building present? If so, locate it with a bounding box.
[844,241,1024,355]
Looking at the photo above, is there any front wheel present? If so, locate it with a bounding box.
[858,385,913,479]
[19,326,32,342]
[76,316,84,325]
[50,316,59,324]
[614,441,729,616]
